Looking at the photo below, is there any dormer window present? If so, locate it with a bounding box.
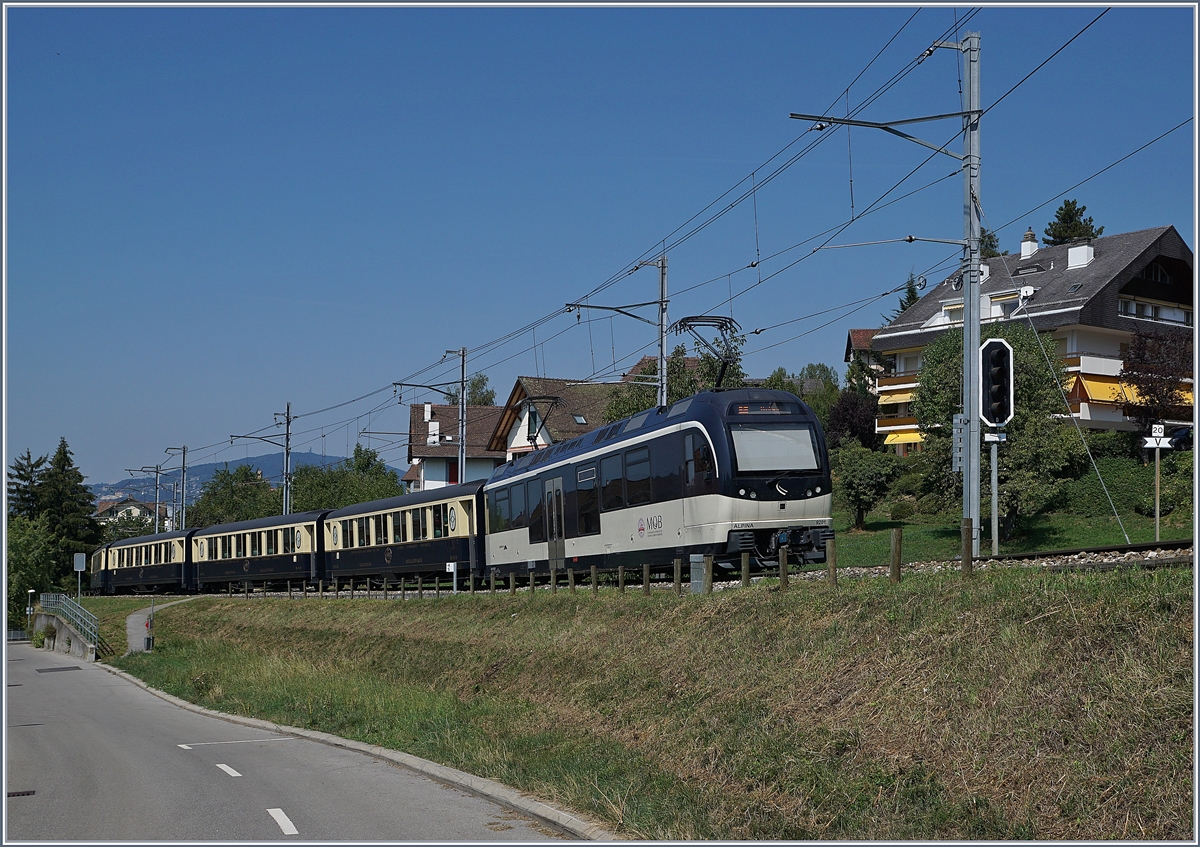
[943,303,963,323]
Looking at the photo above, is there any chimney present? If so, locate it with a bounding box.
[1020,227,1038,259]
[980,261,990,282]
[423,403,432,422]
[1067,239,1094,269]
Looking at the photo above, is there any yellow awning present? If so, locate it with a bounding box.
[1069,375,1195,406]
[877,390,914,405]
[884,431,924,445]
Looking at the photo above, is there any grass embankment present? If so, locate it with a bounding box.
[101,566,1193,840]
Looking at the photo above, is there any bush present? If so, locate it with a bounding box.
[1061,456,1154,516]
[890,499,917,522]
[1085,429,1142,460]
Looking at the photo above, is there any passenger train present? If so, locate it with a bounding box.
[89,388,834,594]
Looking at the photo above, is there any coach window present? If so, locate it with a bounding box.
[356,516,368,547]
[375,514,387,546]
[285,526,295,554]
[250,532,261,557]
[576,465,600,535]
[414,508,428,540]
[528,482,546,543]
[235,534,245,558]
[221,536,232,559]
[266,530,276,556]
[600,454,624,510]
[625,447,651,505]
[392,511,407,543]
[433,503,447,538]
[510,483,527,528]
[490,488,510,532]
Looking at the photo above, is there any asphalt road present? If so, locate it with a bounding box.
[5,644,568,841]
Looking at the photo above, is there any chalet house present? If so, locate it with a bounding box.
[486,377,614,461]
[861,225,1193,453]
[405,404,507,491]
[95,496,169,526]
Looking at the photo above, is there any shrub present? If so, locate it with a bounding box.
[890,499,917,522]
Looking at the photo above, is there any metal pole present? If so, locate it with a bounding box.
[962,32,982,559]
[283,403,292,516]
[1155,446,1161,542]
[459,348,467,483]
[990,440,999,556]
[153,465,161,534]
[658,256,668,408]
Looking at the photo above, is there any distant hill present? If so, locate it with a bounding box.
[90,451,408,505]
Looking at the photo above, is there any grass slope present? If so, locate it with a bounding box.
[99,565,1193,840]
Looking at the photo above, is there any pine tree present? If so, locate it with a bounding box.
[980,228,1002,258]
[37,438,101,583]
[883,274,922,323]
[1043,199,1104,245]
[7,449,47,519]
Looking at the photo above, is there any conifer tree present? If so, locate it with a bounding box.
[7,448,47,519]
[37,438,101,582]
[1043,199,1104,245]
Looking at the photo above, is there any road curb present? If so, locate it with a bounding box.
[96,662,620,841]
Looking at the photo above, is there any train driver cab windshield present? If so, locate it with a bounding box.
[727,401,820,474]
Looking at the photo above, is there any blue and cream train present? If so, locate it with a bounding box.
[89,388,834,594]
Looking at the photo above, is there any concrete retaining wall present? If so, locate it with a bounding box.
[32,612,96,662]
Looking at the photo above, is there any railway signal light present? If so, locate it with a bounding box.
[979,339,1014,427]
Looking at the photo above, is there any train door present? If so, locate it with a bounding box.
[544,477,565,573]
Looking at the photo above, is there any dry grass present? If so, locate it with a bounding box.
[109,566,1193,840]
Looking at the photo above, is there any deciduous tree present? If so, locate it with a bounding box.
[6,514,56,622]
[833,443,900,529]
[1119,326,1193,432]
[443,374,497,407]
[187,464,282,528]
[291,444,405,511]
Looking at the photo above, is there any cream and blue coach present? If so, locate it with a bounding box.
[191,510,331,589]
[90,529,195,594]
[323,483,486,585]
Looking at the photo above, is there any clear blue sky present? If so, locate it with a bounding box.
[5,4,1195,487]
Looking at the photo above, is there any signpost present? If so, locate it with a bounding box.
[1141,424,1173,542]
[446,562,458,595]
[74,553,87,602]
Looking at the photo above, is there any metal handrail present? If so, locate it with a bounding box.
[38,594,99,647]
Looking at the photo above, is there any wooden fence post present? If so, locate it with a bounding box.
[618,565,625,593]
[418,576,424,599]
[826,537,837,585]
[778,547,789,591]
[673,558,682,596]
[288,580,292,600]
[741,551,750,587]
[490,571,496,594]
[550,564,557,595]
[890,527,902,584]
[568,568,576,594]
[509,573,516,595]
[703,554,713,594]
[319,580,324,599]
[643,563,651,596]
[590,565,598,596]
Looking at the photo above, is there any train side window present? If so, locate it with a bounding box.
[356,516,368,547]
[433,503,446,538]
[625,447,651,505]
[414,508,428,540]
[374,514,386,546]
[490,488,510,532]
[510,483,527,528]
[250,532,260,557]
[528,482,546,543]
[266,530,276,556]
[221,536,231,559]
[392,511,406,543]
[684,432,713,485]
[576,465,600,535]
[600,454,624,510]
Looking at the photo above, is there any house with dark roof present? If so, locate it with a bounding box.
[486,377,615,460]
[95,496,169,526]
[405,404,507,491]
[867,225,1193,453]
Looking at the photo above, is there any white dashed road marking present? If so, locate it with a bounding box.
[215,764,242,777]
[178,737,293,749]
[268,808,298,835]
